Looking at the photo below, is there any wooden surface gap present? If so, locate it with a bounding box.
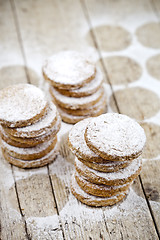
[139,175,160,238]
[10,0,31,84]
[47,165,66,240]
[81,0,159,237]
[11,165,31,240]
[80,0,121,113]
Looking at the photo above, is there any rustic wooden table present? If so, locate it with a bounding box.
[0,0,160,239]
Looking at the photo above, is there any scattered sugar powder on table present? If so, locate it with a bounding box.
[26,215,61,240]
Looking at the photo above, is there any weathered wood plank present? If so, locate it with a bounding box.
[0,0,64,239]
[3,0,160,239]
[12,0,112,238]
[83,0,160,238]
[12,166,64,240]
[0,1,29,238]
[12,0,112,239]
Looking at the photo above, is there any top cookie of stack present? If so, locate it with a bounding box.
[0,84,61,168]
[43,50,106,124]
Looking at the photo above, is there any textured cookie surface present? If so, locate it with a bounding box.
[2,143,58,169]
[0,127,34,148]
[75,157,142,186]
[4,103,58,138]
[43,51,96,89]
[1,136,57,160]
[85,113,146,161]
[0,84,48,127]
[54,67,103,97]
[68,118,103,162]
[71,175,127,207]
[78,157,131,173]
[58,101,106,124]
[50,86,104,110]
[59,91,106,116]
[75,172,131,197]
[7,114,61,146]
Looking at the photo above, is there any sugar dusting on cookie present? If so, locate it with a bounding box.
[0,84,47,127]
[75,157,142,182]
[43,50,95,85]
[6,103,58,138]
[85,113,146,160]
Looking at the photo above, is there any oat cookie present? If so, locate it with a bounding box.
[71,175,127,207]
[0,127,34,148]
[85,113,146,161]
[78,157,131,173]
[59,91,106,116]
[68,118,104,162]
[75,171,131,197]
[54,67,103,97]
[75,157,142,186]
[50,86,104,110]
[43,50,96,90]
[4,103,58,138]
[58,101,106,124]
[7,114,61,146]
[0,84,48,128]
[1,136,57,160]
[2,143,58,168]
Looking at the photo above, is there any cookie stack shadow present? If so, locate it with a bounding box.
[42,50,106,124]
[0,84,61,169]
[68,114,146,207]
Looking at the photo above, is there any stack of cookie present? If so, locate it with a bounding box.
[68,113,146,207]
[42,50,106,124]
[0,84,61,168]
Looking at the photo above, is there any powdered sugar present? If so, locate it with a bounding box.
[1,137,56,156]
[75,171,131,191]
[71,174,127,201]
[50,86,104,109]
[3,142,59,168]
[57,66,103,97]
[7,103,58,138]
[43,50,95,86]
[0,84,47,127]
[68,118,100,160]
[75,157,142,181]
[58,100,105,123]
[86,113,146,160]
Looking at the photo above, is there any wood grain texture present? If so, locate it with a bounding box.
[0,1,29,238]
[12,0,110,239]
[0,0,159,239]
[83,0,160,238]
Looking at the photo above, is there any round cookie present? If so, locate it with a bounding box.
[57,100,106,124]
[0,127,34,148]
[68,118,105,162]
[43,50,96,90]
[75,157,142,186]
[78,157,131,173]
[59,91,106,116]
[2,143,58,169]
[85,113,146,161]
[0,84,48,128]
[71,175,128,207]
[4,104,59,138]
[54,67,103,97]
[1,136,57,160]
[7,114,61,146]
[75,171,131,197]
[50,86,104,110]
